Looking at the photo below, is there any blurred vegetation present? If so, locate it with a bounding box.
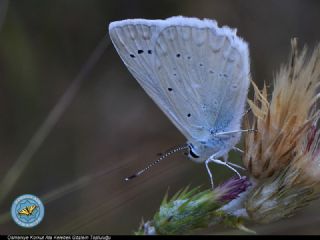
[1,0,320,234]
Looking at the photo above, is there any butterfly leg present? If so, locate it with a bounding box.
[205,158,215,189]
[209,156,242,178]
[232,146,244,154]
[214,129,256,136]
[222,154,245,170]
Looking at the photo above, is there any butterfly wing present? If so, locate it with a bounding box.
[109,16,249,141]
[109,18,195,140]
[28,205,37,214]
[154,18,250,139]
[18,207,30,216]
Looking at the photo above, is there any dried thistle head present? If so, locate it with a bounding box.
[243,39,320,223]
[243,38,320,180]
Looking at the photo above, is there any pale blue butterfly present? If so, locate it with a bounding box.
[109,16,251,188]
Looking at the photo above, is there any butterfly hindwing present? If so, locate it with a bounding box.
[153,18,249,139]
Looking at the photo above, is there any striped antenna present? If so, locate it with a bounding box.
[125,144,189,181]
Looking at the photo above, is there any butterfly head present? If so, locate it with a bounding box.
[187,142,213,163]
[187,133,240,163]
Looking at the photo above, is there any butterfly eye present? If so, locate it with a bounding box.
[188,145,200,159]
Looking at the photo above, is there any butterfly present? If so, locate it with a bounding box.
[109,16,250,187]
[18,205,37,216]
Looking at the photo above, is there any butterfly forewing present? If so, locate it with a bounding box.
[109,22,163,102]
[109,17,249,142]
[109,19,196,140]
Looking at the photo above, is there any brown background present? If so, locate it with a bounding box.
[1,0,320,234]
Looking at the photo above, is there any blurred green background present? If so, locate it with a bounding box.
[1,0,320,235]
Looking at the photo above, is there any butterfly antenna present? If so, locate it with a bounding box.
[125,144,189,181]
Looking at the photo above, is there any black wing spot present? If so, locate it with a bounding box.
[138,50,144,54]
[209,70,214,74]
[187,113,191,117]
[176,53,181,58]
[130,54,135,58]
[168,88,173,91]
[199,63,203,67]
[173,73,177,76]
[148,50,152,54]
[187,56,191,60]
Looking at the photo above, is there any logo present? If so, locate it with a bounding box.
[11,194,44,228]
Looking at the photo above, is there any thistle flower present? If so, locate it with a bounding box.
[217,177,251,202]
[137,177,251,235]
[243,39,320,223]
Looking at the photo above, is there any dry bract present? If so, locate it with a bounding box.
[243,39,320,223]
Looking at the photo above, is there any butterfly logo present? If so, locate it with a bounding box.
[18,205,38,216]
